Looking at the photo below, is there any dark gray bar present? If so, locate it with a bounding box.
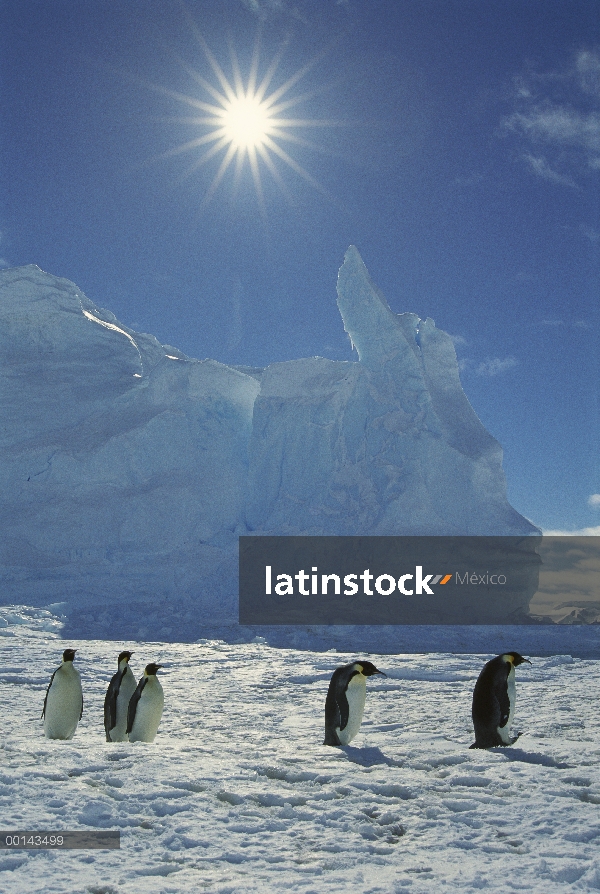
[0,831,120,849]
[239,535,600,625]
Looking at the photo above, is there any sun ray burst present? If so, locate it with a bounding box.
[150,13,346,214]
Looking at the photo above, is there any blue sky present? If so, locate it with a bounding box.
[2,0,599,533]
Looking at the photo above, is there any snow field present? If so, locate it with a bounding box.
[0,615,599,893]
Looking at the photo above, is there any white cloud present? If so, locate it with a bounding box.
[588,494,600,507]
[239,0,308,21]
[504,50,600,186]
[240,0,283,13]
[544,525,600,535]
[580,224,600,241]
[523,153,578,188]
[576,50,600,96]
[509,108,600,153]
[0,229,9,269]
[541,318,591,329]
[475,356,518,376]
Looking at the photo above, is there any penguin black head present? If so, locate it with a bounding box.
[144,663,163,676]
[355,661,386,678]
[503,652,531,667]
[118,650,133,665]
[62,648,77,663]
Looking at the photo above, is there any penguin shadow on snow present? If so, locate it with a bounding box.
[339,745,403,768]
[484,746,571,769]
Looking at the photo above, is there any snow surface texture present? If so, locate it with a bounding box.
[1,609,600,894]
[0,252,540,641]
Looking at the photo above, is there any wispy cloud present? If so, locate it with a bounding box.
[504,49,600,186]
[475,356,518,376]
[238,0,310,21]
[0,230,9,269]
[522,153,579,188]
[240,0,284,14]
[239,0,348,20]
[588,494,600,507]
[541,318,591,329]
[577,50,600,96]
[580,224,600,241]
[509,108,600,154]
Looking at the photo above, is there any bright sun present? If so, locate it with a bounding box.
[148,12,339,213]
[221,95,272,150]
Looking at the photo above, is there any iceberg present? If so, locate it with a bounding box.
[247,246,537,536]
[0,251,538,640]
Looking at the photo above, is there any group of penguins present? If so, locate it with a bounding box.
[42,650,164,743]
[42,648,529,749]
[325,651,530,748]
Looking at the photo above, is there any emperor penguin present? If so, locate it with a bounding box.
[470,652,531,748]
[324,660,386,746]
[104,651,136,742]
[42,648,83,740]
[127,663,164,743]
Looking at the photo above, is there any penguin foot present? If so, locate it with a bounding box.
[495,735,521,747]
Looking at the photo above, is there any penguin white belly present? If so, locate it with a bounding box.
[498,666,516,744]
[336,674,366,745]
[129,680,164,743]
[111,670,137,742]
[44,667,82,740]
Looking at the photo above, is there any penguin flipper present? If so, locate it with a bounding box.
[41,669,57,719]
[324,667,345,745]
[103,672,122,737]
[496,665,511,728]
[126,678,146,735]
[337,668,360,731]
[337,688,350,732]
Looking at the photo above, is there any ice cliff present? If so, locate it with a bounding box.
[248,246,533,536]
[0,249,538,640]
